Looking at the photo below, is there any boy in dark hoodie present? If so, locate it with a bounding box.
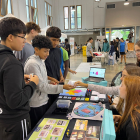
[0,17,39,140]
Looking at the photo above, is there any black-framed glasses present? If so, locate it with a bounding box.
[13,35,26,40]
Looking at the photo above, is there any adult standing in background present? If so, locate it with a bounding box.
[120,38,127,64]
[102,39,110,64]
[86,37,94,62]
[65,38,71,68]
[116,38,120,60]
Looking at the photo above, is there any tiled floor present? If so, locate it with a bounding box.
[66,53,137,85]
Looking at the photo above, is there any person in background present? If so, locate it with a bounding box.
[0,17,39,140]
[45,26,65,107]
[116,37,120,61]
[113,39,119,62]
[86,37,94,62]
[114,75,140,140]
[97,39,101,52]
[102,39,110,64]
[58,39,69,79]
[14,22,41,65]
[108,41,115,66]
[65,38,71,68]
[119,38,127,64]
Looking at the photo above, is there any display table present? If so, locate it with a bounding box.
[25,96,110,140]
[93,52,105,64]
[75,62,101,72]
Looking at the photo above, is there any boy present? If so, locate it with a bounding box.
[14,22,41,65]
[24,35,74,129]
[45,26,65,107]
[65,38,71,68]
[0,17,39,140]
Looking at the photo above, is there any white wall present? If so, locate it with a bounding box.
[52,0,134,31]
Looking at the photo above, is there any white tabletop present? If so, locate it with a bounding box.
[75,62,101,72]
[93,52,105,58]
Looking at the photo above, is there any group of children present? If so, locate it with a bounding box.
[0,17,75,140]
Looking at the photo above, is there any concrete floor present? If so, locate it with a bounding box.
[66,53,137,85]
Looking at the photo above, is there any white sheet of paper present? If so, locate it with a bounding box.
[98,94,106,99]
[90,96,99,101]
[92,91,100,96]
[68,80,76,86]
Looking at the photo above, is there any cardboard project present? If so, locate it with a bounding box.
[100,109,116,140]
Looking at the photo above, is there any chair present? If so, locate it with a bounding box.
[126,43,136,58]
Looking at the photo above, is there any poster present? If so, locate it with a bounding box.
[70,37,74,56]
[71,102,105,121]
[60,88,87,97]
[29,118,69,140]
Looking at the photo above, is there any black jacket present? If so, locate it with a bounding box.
[0,44,36,123]
[116,111,140,140]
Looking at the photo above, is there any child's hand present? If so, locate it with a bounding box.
[24,74,30,84]
[30,75,39,85]
[50,81,57,85]
[60,76,65,83]
[52,78,59,84]
[113,115,121,124]
[63,85,75,90]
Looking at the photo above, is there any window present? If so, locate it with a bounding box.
[76,5,82,29]
[26,0,38,24]
[0,0,13,17]
[45,1,52,26]
[64,6,69,30]
[70,6,75,29]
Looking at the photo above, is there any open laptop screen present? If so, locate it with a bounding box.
[89,67,106,78]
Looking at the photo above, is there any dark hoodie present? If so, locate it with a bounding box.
[0,44,36,123]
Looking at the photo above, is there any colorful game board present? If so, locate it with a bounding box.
[60,88,87,97]
[29,118,69,140]
[71,102,105,121]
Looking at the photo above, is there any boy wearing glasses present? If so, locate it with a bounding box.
[14,22,41,65]
[0,17,39,140]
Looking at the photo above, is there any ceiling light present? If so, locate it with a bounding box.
[124,2,129,5]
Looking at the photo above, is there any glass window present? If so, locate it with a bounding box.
[64,6,69,30]
[1,0,7,16]
[31,0,33,7]
[50,5,51,16]
[7,0,12,14]
[26,6,30,22]
[45,2,52,26]
[77,6,81,29]
[48,4,49,16]
[70,6,75,29]
[34,0,37,8]
[26,0,29,5]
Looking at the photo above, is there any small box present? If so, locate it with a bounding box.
[56,100,71,108]
[85,98,89,101]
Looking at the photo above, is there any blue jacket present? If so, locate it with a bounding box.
[109,45,115,56]
[102,42,110,52]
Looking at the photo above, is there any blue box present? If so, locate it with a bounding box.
[82,77,108,87]
[100,109,116,140]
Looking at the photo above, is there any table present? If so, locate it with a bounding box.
[25,95,110,140]
[75,62,101,72]
[93,52,105,64]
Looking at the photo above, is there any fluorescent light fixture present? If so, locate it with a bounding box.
[124,2,129,5]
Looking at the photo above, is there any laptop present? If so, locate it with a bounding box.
[84,67,106,83]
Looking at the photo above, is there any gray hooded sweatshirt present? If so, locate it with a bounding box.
[24,54,63,107]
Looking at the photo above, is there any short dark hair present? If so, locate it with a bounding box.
[110,41,114,45]
[0,17,26,41]
[88,37,93,41]
[46,26,61,38]
[65,38,68,42]
[104,39,108,43]
[26,22,41,34]
[32,35,52,49]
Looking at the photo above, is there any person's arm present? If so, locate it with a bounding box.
[25,63,64,94]
[69,69,77,74]
[60,69,65,82]
[107,43,110,52]
[63,60,69,79]
[4,64,37,109]
[75,81,120,95]
[48,76,59,84]
[125,42,128,53]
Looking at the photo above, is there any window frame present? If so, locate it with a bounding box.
[45,1,52,26]
[0,0,13,17]
[70,5,76,30]
[76,5,82,29]
[26,0,39,24]
[63,6,69,30]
